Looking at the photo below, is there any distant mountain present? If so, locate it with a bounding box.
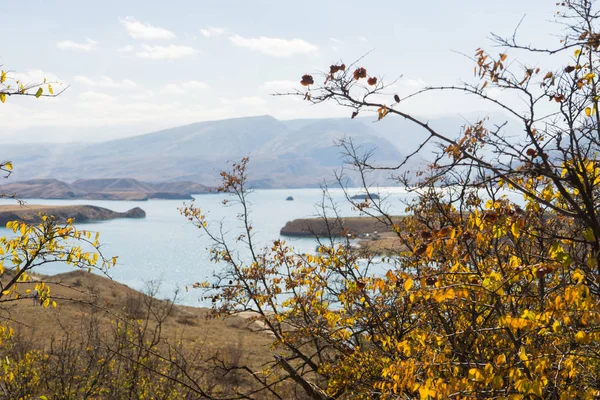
[1,114,519,188]
[0,178,209,201]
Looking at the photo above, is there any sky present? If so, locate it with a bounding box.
[0,0,562,143]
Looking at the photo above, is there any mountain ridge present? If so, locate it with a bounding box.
[1,114,519,188]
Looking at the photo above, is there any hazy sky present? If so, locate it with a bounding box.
[0,0,560,142]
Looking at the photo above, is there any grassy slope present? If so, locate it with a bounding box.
[3,270,274,369]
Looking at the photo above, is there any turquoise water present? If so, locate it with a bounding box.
[0,187,525,306]
[0,188,416,306]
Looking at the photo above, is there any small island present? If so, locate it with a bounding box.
[350,193,380,200]
[0,204,146,226]
[286,196,294,201]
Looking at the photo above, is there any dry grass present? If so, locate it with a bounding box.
[1,270,274,368]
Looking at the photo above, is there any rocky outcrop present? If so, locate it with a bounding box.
[123,207,146,218]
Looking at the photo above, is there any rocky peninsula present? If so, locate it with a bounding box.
[0,204,146,225]
[280,216,407,255]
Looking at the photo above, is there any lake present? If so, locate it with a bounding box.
[0,187,418,306]
[0,186,526,306]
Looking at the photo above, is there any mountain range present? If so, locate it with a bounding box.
[2,113,519,189]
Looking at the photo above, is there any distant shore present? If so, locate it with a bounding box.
[0,178,211,201]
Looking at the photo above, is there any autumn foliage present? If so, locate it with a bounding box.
[6,0,600,399]
[181,1,600,399]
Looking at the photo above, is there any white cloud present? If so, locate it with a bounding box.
[118,45,134,53]
[160,84,186,95]
[219,96,267,106]
[74,76,137,89]
[261,80,301,92]
[10,70,61,84]
[129,90,155,101]
[73,76,95,86]
[56,38,98,51]
[160,81,209,94]
[79,91,117,103]
[229,35,318,57]
[120,17,176,40]
[135,44,198,59]
[358,36,368,43]
[183,80,209,90]
[329,37,343,44]
[200,27,225,38]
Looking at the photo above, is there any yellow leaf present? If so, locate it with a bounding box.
[530,382,543,397]
[377,106,389,120]
[575,49,582,57]
[468,368,484,382]
[492,375,504,390]
[497,353,506,365]
[0,93,6,103]
[518,347,528,361]
[48,84,54,95]
[511,222,520,238]
[425,244,433,258]
[0,71,5,83]
[576,330,590,344]
[585,107,592,117]
[573,269,585,284]
[552,320,561,333]
[404,278,413,292]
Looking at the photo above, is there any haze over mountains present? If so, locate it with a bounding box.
[3,114,518,189]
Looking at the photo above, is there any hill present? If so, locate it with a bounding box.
[3,270,274,394]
